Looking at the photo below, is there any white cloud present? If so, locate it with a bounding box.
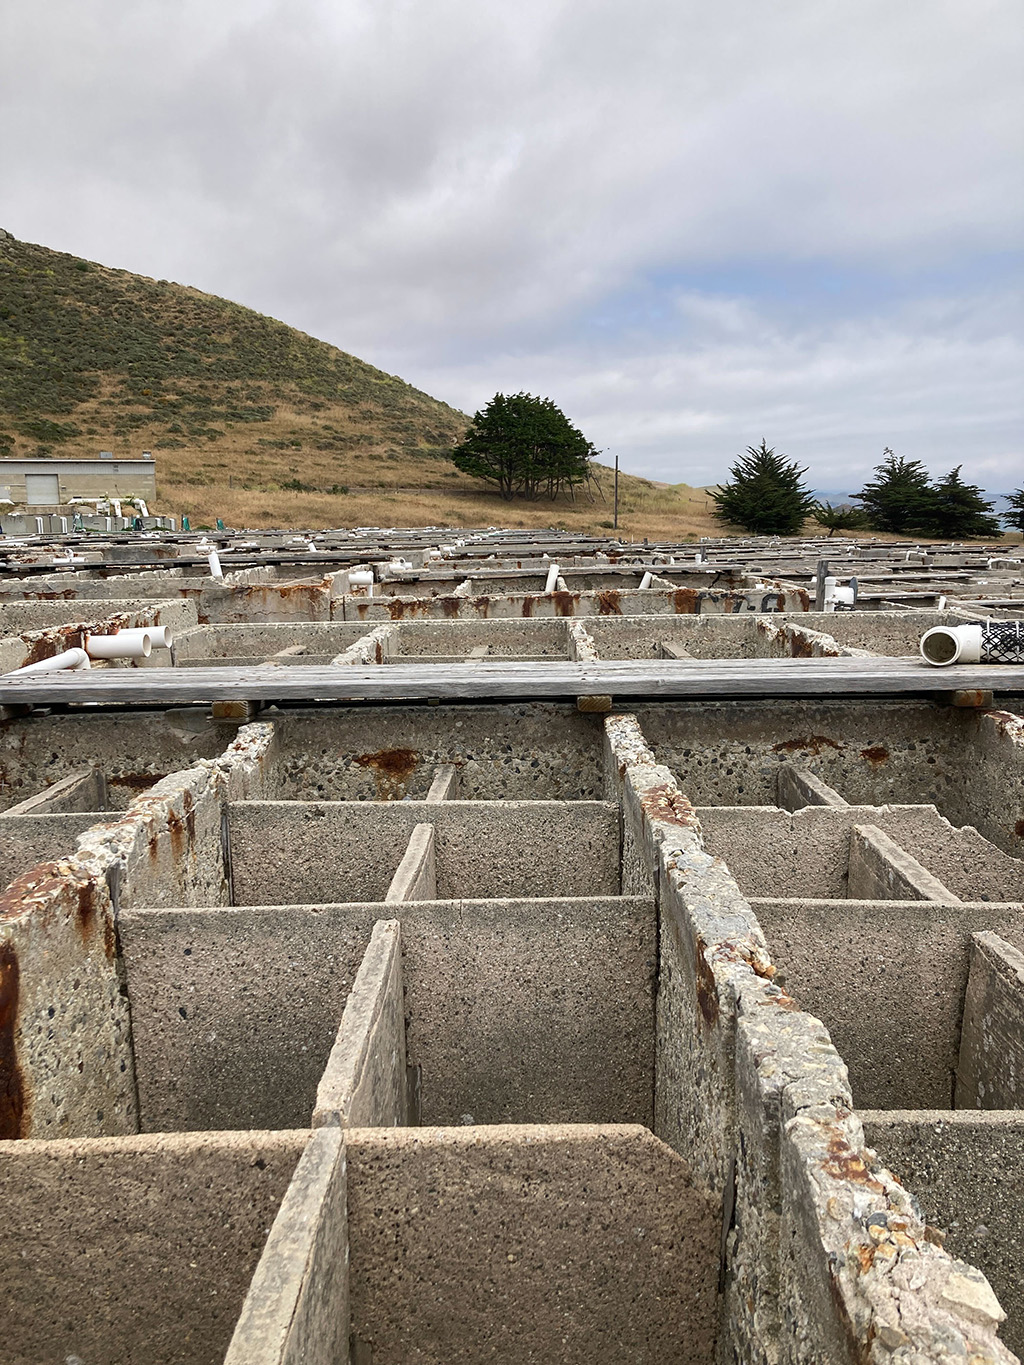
[0,0,1020,487]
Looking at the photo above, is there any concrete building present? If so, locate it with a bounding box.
[0,454,157,506]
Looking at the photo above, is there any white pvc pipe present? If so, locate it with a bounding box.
[544,563,560,594]
[117,625,173,650]
[8,648,91,675]
[208,550,224,579]
[86,632,152,659]
[920,624,983,666]
[639,571,654,589]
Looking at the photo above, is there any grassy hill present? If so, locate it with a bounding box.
[0,229,721,536]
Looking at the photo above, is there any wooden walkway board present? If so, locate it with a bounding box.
[1,658,1023,704]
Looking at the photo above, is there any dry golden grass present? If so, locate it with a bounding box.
[160,451,720,537]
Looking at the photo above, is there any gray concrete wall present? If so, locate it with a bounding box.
[345,1124,719,1365]
[753,897,1024,1109]
[0,1129,306,1365]
[273,702,605,801]
[696,802,1014,900]
[636,698,972,811]
[119,895,652,1133]
[228,800,621,904]
[397,894,654,1126]
[384,617,569,656]
[338,582,807,622]
[847,823,960,901]
[172,621,368,660]
[0,708,234,812]
[861,1111,1024,1358]
[314,919,407,1128]
[0,861,136,1140]
[955,930,1024,1108]
[0,812,105,889]
[224,1127,349,1365]
[602,711,1016,1364]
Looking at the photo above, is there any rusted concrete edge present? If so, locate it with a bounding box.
[604,710,1015,1363]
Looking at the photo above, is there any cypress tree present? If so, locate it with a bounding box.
[711,440,816,535]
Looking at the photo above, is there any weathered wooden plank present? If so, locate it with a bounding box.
[1,658,1022,704]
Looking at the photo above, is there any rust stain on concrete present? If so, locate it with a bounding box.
[820,1133,884,1192]
[860,746,889,765]
[0,942,26,1138]
[771,735,843,756]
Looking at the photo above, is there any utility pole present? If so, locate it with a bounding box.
[613,455,619,532]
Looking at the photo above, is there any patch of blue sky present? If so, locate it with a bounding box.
[574,251,1024,343]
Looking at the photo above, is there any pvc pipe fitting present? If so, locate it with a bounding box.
[9,648,91,675]
[919,624,983,666]
[86,631,152,659]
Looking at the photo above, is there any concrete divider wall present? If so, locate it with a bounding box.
[636,698,970,811]
[172,621,368,660]
[314,920,407,1128]
[224,1126,349,1365]
[0,1128,308,1365]
[200,576,334,623]
[0,861,136,1140]
[74,721,278,911]
[861,1111,1024,1358]
[753,898,1024,1110]
[956,930,1024,1109]
[228,800,621,904]
[956,708,1024,856]
[0,723,278,1141]
[601,712,1016,1363]
[337,583,808,621]
[0,812,106,889]
[0,708,238,812]
[118,895,652,1132]
[696,802,1016,899]
[274,702,604,801]
[393,617,570,656]
[345,1124,719,1365]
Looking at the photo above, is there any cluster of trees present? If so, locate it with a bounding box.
[451,395,1021,542]
[713,442,1022,539]
[450,392,597,501]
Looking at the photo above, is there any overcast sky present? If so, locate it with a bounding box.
[2,0,1022,490]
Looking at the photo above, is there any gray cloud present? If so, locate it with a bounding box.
[2,0,1021,485]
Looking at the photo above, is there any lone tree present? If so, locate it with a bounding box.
[450,392,597,501]
[918,467,1002,539]
[851,450,936,533]
[1003,487,1024,533]
[711,440,816,535]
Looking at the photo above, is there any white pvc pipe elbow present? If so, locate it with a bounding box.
[86,632,152,659]
[8,647,92,675]
[919,624,983,666]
